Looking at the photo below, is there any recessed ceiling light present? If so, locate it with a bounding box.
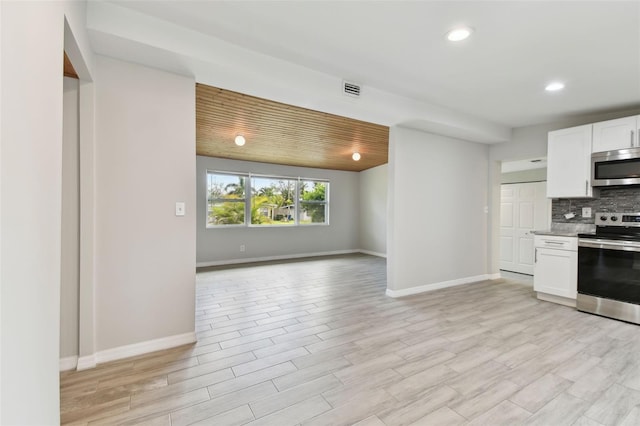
[545,82,565,92]
[352,152,361,161]
[234,135,246,146]
[446,27,473,42]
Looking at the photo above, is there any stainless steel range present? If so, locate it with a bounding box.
[578,212,640,325]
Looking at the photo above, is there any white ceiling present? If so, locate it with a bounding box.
[91,1,640,140]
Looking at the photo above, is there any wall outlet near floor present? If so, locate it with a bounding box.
[582,207,592,218]
[240,245,245,252]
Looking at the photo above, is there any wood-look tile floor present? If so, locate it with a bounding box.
[61,254,640,425]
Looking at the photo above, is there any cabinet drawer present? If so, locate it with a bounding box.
[534,235,577,251]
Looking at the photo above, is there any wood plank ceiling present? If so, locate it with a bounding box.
[196,84,389,172]
[64,52,78,79]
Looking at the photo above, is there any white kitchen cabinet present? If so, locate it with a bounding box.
[533,235,577,306]
[547,124,595,198]
[592,115,640,153]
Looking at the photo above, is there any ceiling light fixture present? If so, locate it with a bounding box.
[352,152,361,161]
[234,135,246,146]
[446,26,473,42]
[545,82,565,92]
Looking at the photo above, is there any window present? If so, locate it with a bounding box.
[251,176,297,226]
[299,180,328,224]
[206,171,329,227]
[207,172,247,226]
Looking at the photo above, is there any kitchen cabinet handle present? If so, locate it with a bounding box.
[632,130,635,147]
[585,180,588,195]
[534,248,537,263]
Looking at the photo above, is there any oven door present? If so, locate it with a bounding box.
[578,238,640,324]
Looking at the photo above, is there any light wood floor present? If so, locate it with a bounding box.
[61,254,640,425]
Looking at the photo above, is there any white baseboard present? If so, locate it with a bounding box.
[196,249,360,268]
[59,356,79,372]
[76,354,96,371]
[359,250,387,258]
[385,274,492,298]
[536,292,576,308]
[95,332,196,365]
[71,331,196,371]
[488,272,501,280]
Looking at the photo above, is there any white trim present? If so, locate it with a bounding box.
[536,292,576,308]
[59,356,78,372]
[196,250,359,268]
[94,332,196,365]
[359,250,387,258]
[488,272,501,280]
[76,354,96,371]
[385,274,492,298]
[74,332,196,370]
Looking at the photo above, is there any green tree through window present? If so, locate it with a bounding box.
[206,171,329,227]
[300,180,328,224]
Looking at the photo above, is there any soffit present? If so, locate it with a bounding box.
[196,84,389,172]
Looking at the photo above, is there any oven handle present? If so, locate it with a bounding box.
[579,238,640,252]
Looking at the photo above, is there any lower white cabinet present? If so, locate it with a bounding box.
[533,235,577,305]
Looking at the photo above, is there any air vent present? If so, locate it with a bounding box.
[343,81,361,98]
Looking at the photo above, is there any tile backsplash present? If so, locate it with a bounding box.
[552,187,640,224]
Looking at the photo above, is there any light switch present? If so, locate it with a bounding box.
[175,202,185,216]
[582,207,592,218]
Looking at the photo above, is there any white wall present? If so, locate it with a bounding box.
[61,77,80,359]
[359,164,387,256]
[197,156,360,265]
[94,56,196,351]
[1,1,92,423]
[387,126,489,293]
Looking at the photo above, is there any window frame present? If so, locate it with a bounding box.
[206,170,330,228]
[249,174,298,228]
[298,179,330,226]
[206,171,249,228]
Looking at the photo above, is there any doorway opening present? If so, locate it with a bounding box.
[499,157,550,282]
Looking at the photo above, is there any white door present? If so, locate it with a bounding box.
[500,181,550,275]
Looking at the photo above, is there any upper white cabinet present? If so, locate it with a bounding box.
[547,124,595,198]
[592,115,640,153]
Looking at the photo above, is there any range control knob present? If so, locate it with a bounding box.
[600,216,608,221]
[611,216,618,222]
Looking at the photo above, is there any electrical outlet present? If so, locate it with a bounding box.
[240,245,245,252]
[582,207,592,218]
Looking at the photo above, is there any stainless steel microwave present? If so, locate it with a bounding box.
[592,147,640,187]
